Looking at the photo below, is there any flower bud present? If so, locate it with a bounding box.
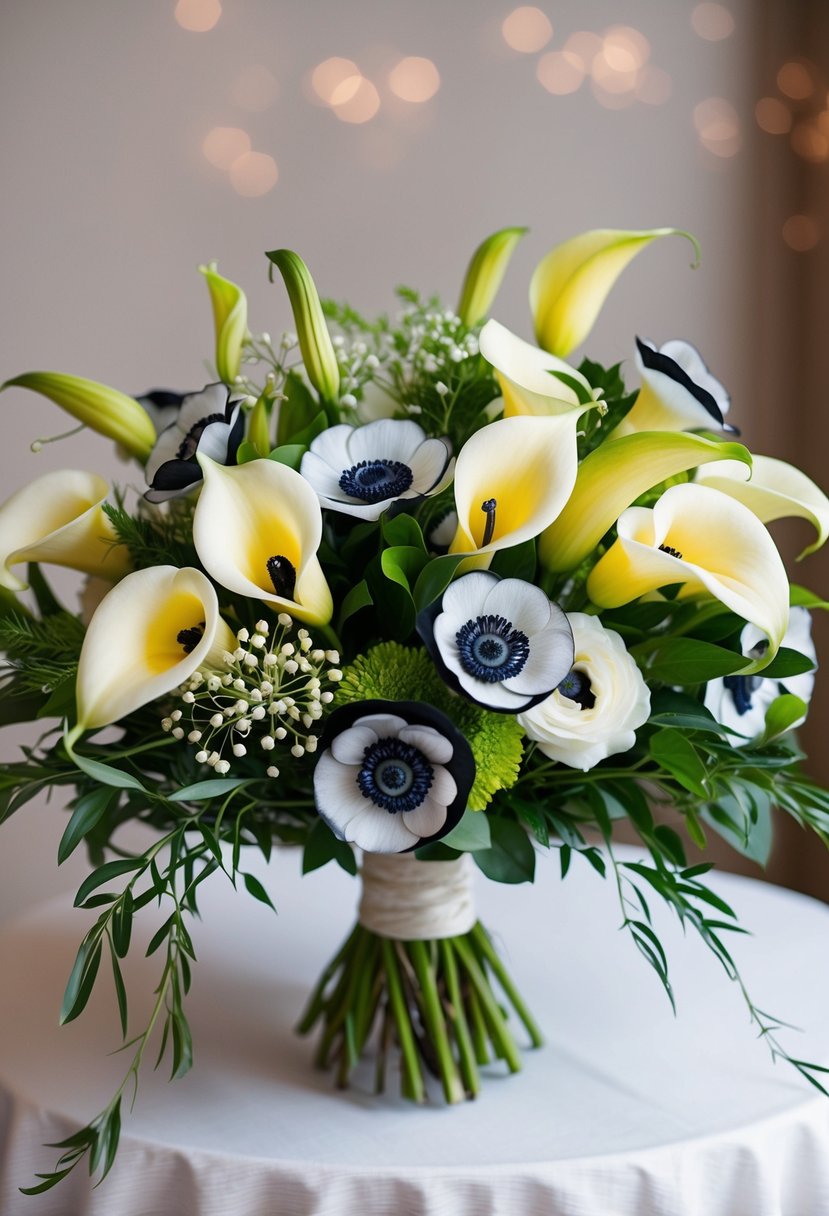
[456,226,527,328]
[199,262,248,386]
[266,249,340,405]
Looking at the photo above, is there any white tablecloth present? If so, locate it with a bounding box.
[1,844,828,1216]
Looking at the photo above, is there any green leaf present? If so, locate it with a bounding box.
[382,513,426,551]
[473,816,535,883]
[60,937,103,1023]
[759,647,815,679]
[58,787,115,864]
[380,545,429,593]
[267,443,306,471]
[490,539,537,582]
[703,793,773,865]
[168,777,248,803]
[242,871,276,911]
[647,690,732,736]
[413,553,466,612]
[110,947,129,1037]
[69,751,147,792]
[73,858,144,907]
[646,639,747,685]
[338,579,373,629]
[235,439,261,465]
[282,408,327,450]
[441,808,492,852]
[26,563,62,615]
[649,729,709,797]
[302,818,357,875]
[276,370,319,445]
[760,694,808,743]
[790,584,829,611]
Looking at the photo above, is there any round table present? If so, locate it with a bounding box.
[1,845,828,1216]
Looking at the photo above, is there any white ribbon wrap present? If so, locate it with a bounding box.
[358,852,477,941]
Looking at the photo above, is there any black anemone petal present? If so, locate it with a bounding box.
[145,458,202,503]
[315,699,475,850]
[137,389,188,410]
[635,337,738,433]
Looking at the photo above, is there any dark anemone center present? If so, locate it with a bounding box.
[658,544,683,560]
[177,621,205,655]
[455,614,530,684]
[723,673,764,715]
[176,412,227,461]
[267,555,297,599]
[357,737,434,813]
[339,459,413,504]
[557,668,596,710]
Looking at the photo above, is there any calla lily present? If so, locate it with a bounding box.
[695,454,829,560]
[74,565,235,732]
[479,319,599,417]
[0,469,130,592]
[530,227,700,358]
[1,372,156,462]
[456,226,527,329]
[200,262,249,385]
[192,455,333,625]
[449,413,592,560]
[266,249,340,406]
[587,483,790,669]
[539,431,751,572]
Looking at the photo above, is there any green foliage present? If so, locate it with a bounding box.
[102,500,199,571]
[576,357,638,455]
[0,610,85,720]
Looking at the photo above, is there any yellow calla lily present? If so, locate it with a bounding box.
[449,413,591,561]
[200,261,249,385]
[0,469,130,592]
[456,226,527,328]
[530,228,700,358]
[587,483,789,669]
[0,372,156,462]
[75,565,235,731]
[192,455,333,625]
[695,454,829,560]
[479,319,599,418]
[266,249,340,406]
[539,432,752,572]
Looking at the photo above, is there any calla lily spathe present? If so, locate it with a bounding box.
[200,262,249,386]
[1,372,157,462]
[539,431,751,572]
[192,455,333,625]
[530,228,700,358]
[695,454,829,560]
[75,565,235,732]
[587,483,790,669]
[0,469,130,592]
[612,338,733,437]
[456,227,527,329]
[479,319,599,417]
[266,249,340,406]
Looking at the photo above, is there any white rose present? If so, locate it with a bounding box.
[517,612,651,771]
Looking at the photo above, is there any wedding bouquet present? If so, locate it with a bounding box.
[2,225,829,1194]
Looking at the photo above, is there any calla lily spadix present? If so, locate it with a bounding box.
[74,565,235,733]
[479,320,599,418]
[456,226,527,329]
[530,227,700,358]
[0,372,157,462]
[448,412,593,562]
[539,431,752,573]
[193,455,333,625]
[695,454,829,560]
[587,483,790,670]
[200,262,249,386]
[0,469,130,593]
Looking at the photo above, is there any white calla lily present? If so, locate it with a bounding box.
[193,455,333,625]
[75,565,235,731]
[695,455,829,560]
[479,319,599,417]
[587,483,790,669]
[0,469,130,592]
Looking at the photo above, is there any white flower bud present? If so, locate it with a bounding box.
[261,736,275,751]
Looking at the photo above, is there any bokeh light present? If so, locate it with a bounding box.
[601,26,650,73]
[755,96,792,135]
[691,3,735,41]
[536,51,585,96]
[388,57,440,103]
[636,65,672,106]
[311,57,362,105]
[203,126,251,170]
[777,60,814,101]
[230,65,279,112]
[332,77,381,124]
[501,7,553,53]
[791,121,829,163]
[174,0,221,32]
[229,151,279,197]
[564,31,602,62]
[694,97,741,157]
[782,215,820,251]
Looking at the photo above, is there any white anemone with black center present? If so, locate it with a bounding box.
[619,338,734,435]
[144,383,244,503]
[314,707,470,853]
[300,418,452,520]
[423,570,574,712]
[704,607,816,742]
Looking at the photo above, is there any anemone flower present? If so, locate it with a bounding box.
[144,383,245,503]
[418,571,573,712]
[74,565,236,732]
[313,700,475,852]
[695,454,829,560]
[479,319,599,418]
[704,608,816,742]
[0,469,129,592]
[300,419,452,521]
[192,454,333,626]
[586,483,790,671]
[613,338,734,436]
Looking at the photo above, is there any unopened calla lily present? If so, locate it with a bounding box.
[74,565,235,733]
[695,454,829,560]
[540,431,752,572]
[479,319,598,418]
[456,226,527,328]
[587,482,790,669]
[200,262,249,386]
[0,372,157,462]
[530,227,700,358]
[193,454,333,625]
[266,249,340,406]
[0,469,130,592]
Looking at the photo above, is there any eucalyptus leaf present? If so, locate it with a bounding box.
[442,808,491,852]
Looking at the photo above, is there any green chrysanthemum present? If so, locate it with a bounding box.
[336,642,524,810]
